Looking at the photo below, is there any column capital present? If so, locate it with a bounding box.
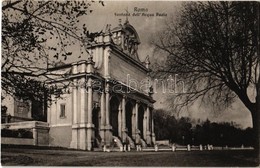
[122,127,128,132]
[105,85,110,93]
[78,78,86,88]
[107,48,112,55]
[86,84,92,89]
[86,78,93,88]
[147,103,153,108]
[105,125,113,130]
[86,123,94,128]
[72,62,78,74]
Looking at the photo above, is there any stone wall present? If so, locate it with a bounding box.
[1,121,49,146]
[1,137,34,145]
[49,126,72,148]
[110,52,147,92]
[48,93,72,127]
[2,94,15,116]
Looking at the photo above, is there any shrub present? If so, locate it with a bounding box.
[1,128,33,139]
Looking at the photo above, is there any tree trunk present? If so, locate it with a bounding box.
[251,94,260,163]
[257,89,260,163]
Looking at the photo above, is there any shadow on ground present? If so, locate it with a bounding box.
[1,145,259,166]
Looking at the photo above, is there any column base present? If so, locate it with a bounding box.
[70,125,79,149]
[146,131,152,146]
[104,125,113,146]
[87,123,94,151]
[152,133,156,146]
[79,127,87,150]
[100,125,106,145]
[122,128,128,143]
[135,129,141,144]
[70,124,94,150]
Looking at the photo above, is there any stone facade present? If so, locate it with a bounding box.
[47,20,156,150]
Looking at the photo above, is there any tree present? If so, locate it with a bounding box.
[152,1,259,154]
[2,0,103,100]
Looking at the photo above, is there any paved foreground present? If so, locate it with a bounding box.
[1,145,259,166]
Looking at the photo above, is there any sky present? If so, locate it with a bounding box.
[68,1,253,129]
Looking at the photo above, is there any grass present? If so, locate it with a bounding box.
[1,145,259,166]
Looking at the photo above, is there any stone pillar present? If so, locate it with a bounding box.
[135,101,141,144]
[70,77,79,149]
[105,83,112,146]
[72,85,78,121]
[104,48,111,78]
[143,113,147,140]
[79,77,87,150]
[47,97,51,124]
[151,112,156,145]
[100,91,106,144]
[118,102,122,137]
[146,107,152,145]
[121,96,127,142]
[33,128,38,146]
[135,101,139,131]
[105,83,110,126]
[87,78,94,151]
[131,104,136,139]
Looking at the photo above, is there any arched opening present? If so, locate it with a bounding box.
[125,101,133,137]
[92,107,100,137]
[92,106,101,147]
[138,106,145,139]
[110,96,120,136]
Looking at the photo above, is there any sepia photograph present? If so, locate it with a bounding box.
[1,0,260,166]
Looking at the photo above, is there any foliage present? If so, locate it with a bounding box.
[154,109,254,146]
[152,1,259,149]
[1,128,33,139]
[2,0,102,100]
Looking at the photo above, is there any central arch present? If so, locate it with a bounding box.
[92,106,101,147]
[125,101,134,137]
[92,107,100,137]
[138,105,145,139]
[110,96,120,136]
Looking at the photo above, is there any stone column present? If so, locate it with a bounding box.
[105,83,110,126]
[79,79,87,122]
[135,101,139,131]
[121,96,127,142]
[118,102,122,137]
[33,127,38,146]
[72,82,78,124]
[104,48,111,78]
[146,107,152,145]
[70,78,79,149]
[105,83,112,146]
[151,109,156,145]
[78,77,87,150]
[135,101,141,144]
[47,94,55,125]
[86,78,94,151]
[143,112,147,140]
[131,104,136,139]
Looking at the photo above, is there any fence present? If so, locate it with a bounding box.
[142,144,254,152]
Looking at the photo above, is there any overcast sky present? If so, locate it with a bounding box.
[70,1,252,129]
